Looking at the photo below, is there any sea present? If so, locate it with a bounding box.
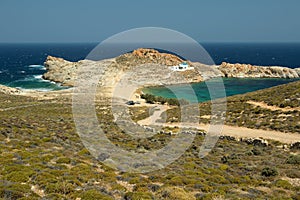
[0,43,299,100]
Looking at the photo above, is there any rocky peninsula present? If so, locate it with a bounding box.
[43,48,300,92]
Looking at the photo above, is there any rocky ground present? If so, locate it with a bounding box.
[218,62,300,78]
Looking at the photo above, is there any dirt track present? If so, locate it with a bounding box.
[137,105,300,144]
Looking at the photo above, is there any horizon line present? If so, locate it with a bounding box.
[1,41,300,44]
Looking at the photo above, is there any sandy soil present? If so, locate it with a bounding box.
[137,105,300,144]
[19,88,74,100]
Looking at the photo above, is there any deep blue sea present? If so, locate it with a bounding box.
[0,43,96,90]
[0,43,299,96]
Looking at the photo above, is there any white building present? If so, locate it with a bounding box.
[170,62,194,71]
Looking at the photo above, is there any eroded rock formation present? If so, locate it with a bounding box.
[218,62,300,78]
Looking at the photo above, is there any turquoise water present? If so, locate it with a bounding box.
[143,78,299,103]
[7,74,69,91]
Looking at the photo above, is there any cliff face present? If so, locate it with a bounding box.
[218,62,300,78]
[42,49,300,95]
[43,56,79,86]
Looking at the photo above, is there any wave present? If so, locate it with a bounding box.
[16,87,57,92]
[7,74,68,91]
[33,75,46,81]
[28,65,46,70]
[33,75,59,85]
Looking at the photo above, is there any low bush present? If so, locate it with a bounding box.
[80,189,113,200]
[141,93,189,106]
[56,157,71,164]
[261,167,278,177]
[156,186,196,200]
[286,154,300,165]
[124,191,153,200]
[274,179,293,190]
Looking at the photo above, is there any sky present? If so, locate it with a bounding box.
[0,0,299,43]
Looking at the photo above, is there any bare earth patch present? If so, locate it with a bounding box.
[136,104,300,144]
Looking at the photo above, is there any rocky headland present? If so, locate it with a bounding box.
[43,49,219,96]
[42,48,300,92]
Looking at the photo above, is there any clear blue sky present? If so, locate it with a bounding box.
[0,0,299,43]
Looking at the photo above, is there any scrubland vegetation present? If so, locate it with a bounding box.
[0,81,299,199]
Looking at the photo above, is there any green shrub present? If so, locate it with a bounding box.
[261,167,278,177]
[56,157,71,164]
[43,193,66,199]
[286,154,300,165]
[45,182,74,194]
[167,98,179,106]
[156,186,196,200]
[77,148,91,156]
[80,189,113,200]
[169,176,184,185]
[274,179,293,190]
[251,147,262,155]
[111,184,127,192]
[285,169,300,178]
[5,170,35,183]
[141,93,188,106]
[0,189,23,199]
[124,191,153,200]
[141,94,156,104]
[219,164,229,171]
[156,96,167,104]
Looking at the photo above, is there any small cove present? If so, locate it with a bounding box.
[142,78,300,103]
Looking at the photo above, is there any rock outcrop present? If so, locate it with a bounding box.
[0,85,21,95]
[43,56,79,86]
[130,48,184,66]
[218,62,300,78]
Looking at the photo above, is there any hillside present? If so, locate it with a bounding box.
[0,81,299,199]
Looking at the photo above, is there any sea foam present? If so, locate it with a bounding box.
[28,65,46,70]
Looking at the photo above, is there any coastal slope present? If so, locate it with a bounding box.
[0,77,299,199]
